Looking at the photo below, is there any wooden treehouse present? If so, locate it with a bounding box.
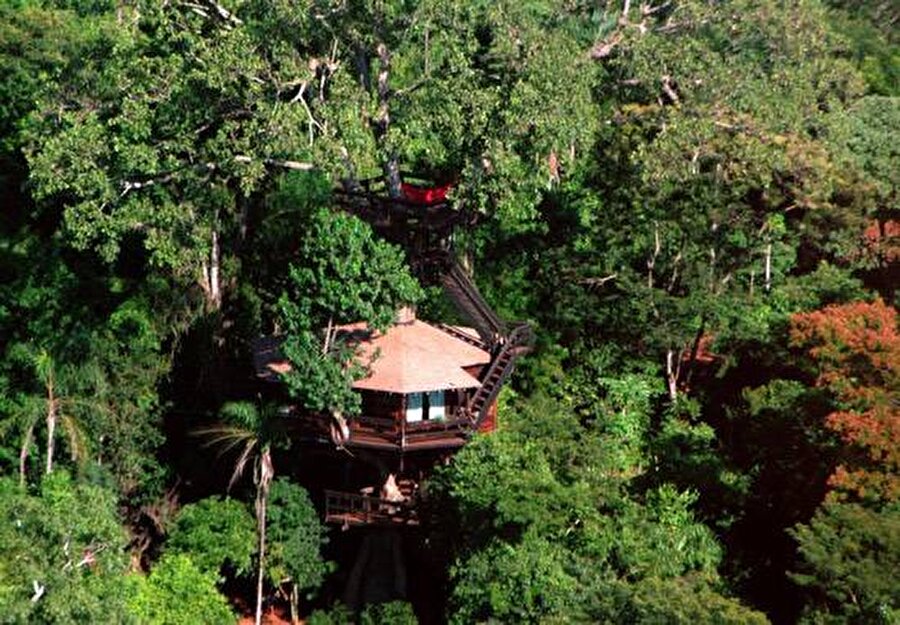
[253,176,533,528]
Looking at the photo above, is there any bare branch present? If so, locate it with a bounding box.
[660,74,680,104]
[621,0,632,25]
[233,155,314,170]
[647,221,661,289]
[590,33,622,60]
[667,249,682,293]
[290,83,322,146]
[641,1,671,17]
[580,273,618,288]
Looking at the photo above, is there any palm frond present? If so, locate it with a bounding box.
[5,395,44,432]
[19,423,35,486]
[194,425,255,453]
[33,349,54,388]
[59,413,89,465]
[229,439,259,491]
[63,396,114,417]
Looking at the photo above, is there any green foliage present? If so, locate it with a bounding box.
[612,485,722,580]
[435,432,566,536]
[825,2,900,95]
[435,425,738,623]
[22,0,313,287]
[2,1,898,624]
[581,576,770,625]
[306,603,354,625]
[279,329,365,417]
[360,601,418,625]
[0,472,131,624]
[0,240,174,497]
[0,2,107,149]
[280,209,423,333]
[265,478,329,594]
[449,532,578,624]
[833,97,900,204]
[166,496,256,578]
[791,503,900,624]
[127,554,235,625]
[278,209,422,415]
[208,400,291,490]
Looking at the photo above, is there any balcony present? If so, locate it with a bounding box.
[324,489,419,527]
[346,413,472,451]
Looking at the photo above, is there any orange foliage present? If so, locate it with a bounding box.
[861,219,900,264]
[791,300,900,504]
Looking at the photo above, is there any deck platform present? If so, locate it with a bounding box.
[324,489,420,527]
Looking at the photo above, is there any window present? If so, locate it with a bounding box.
[406,393,423,423]
[427,391,445,420]
[406,391,446,423]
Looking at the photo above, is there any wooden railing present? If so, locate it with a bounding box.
[440,260,507,347]
[354,415,397,431]
[347,412,472,448]
[467,322,535,428]
[324,489,419,526]
[404,415,471,434]
[437,323,488,350]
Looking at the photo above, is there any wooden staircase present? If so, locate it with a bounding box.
[337,183,535,439]
[427,252,534,430]
[440,259,507,348]
[466,323,534,428]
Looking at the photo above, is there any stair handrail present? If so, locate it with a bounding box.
[465,322,534,429]
[441,259,507,346]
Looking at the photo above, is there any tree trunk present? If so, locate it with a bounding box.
[210,228,221,308]
[254,491,267,625]
[289,583,299,625]
[19,425,33,486]
[666,349,679,401]
[373,41,402,199]
[45,380,56,474]
[200,228,222,311]
[682,320,707,391]
[254,448,274,625]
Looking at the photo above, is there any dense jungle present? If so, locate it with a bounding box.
[0,0,898,623]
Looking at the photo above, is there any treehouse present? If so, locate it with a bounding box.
[254,175,533,528]
[254,306,502,453]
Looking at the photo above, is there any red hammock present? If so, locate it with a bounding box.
[400,182,453,205]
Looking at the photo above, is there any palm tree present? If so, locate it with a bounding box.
[199,401,288,625]
[5,348,100,485]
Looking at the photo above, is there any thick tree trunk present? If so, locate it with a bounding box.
[682,320,707,391]
[374,42,402,198]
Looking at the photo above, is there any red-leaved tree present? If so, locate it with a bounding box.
[791,300,900,504]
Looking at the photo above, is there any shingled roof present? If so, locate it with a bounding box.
[335,318,489,393]
[253,312,490,394]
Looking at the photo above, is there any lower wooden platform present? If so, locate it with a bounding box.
[324,489,420,527]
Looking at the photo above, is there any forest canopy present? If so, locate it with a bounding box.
[0,0,897,623]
